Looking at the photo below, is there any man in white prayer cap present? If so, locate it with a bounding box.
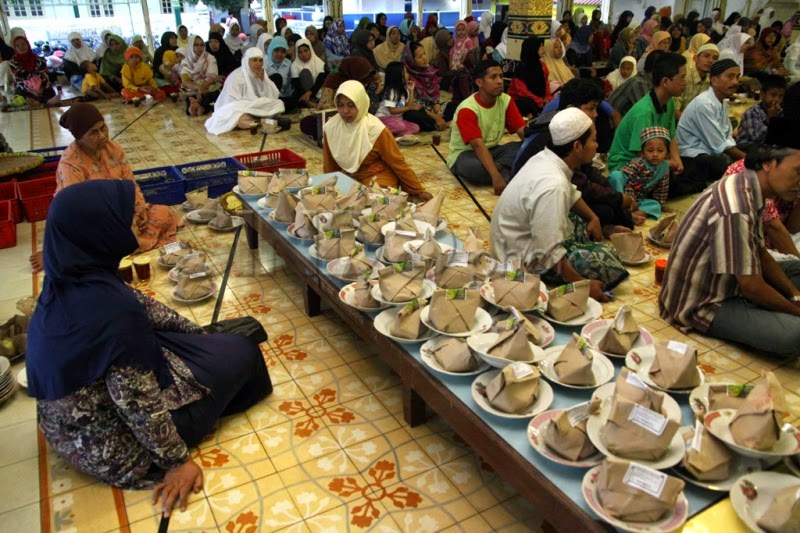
[490,107,630,302]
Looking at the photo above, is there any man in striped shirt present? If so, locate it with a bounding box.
[659,147,800,357]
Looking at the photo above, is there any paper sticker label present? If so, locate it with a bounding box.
[349,245,363,257]
[626,371,649,390]
[362,267,373,280]
[727,384,753,398]
[623,463,668,499]
[189,271,208,279]
[667,341,689,354]
[511,362,534,380]
[691,419,703,452]
[511,308,524,323]
[396,229,417,237]
[387,187,400,195]
[447,251,469,267]
[446,288,466,300]
[411,253,423,262]
[567,401,592,427]
[557,283,575,295]
[628,404,668,436]
[500,259,516,272]
[164,242,183,254]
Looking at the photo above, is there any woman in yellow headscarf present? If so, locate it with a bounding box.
[542,38,575,90]
[683,32,711,62]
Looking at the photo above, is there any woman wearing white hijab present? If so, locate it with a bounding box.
[785,35,800,84]
[205,48,284,135]
[290,38,326,108]
[605,55,637,90]
[717,30,753,73]
[478,12,493,42]
[492,28,509,61]
[322,80,430,202]
[224,18,246,60]
[64,32,97,90]
[248,24,265,48]
[181,35,220,116]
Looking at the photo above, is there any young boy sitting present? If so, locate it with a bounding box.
[609,126,671,224]
[80,60,115,100]
[737,74,786,146]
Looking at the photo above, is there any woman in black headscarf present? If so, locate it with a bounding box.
[351,29,378,70]
[507,36,550,118]
[206,31,237,78]
[152,31,177,80]
[610,10,633,46]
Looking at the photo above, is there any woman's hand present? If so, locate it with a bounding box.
[434,116,447,131]
[152,459,203,518]
[409,191,433,204]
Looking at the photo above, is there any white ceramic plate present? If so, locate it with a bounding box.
[538,346,615,389]
[592,382,683,423]
[647,230,673,249]
[16,367,27,388]
[185,209,215,224]
[621,252,654,266]
[208,216,243,232]
[420,337,491,377]
[170,283,218,303]
[581,319,655,359]
[625,345,705,394]
[371,278,436,306]
[729,472,800,533]
[267,210,292,226]
[466,332,546,368]
[0,356,9,377]
[420,306,493,338]
[527,409,605,468]
[181,200,197,212]
[402,239,456,258]
[327,258,384,283]
[286,223,316,242]
[256,196,273,210]
[397,134,421,146]
[373,307,438,344]
[232,185,267,198]
[374,245,408,265]
[168,264,215,283]
[471,369,554,420]
[480,280,549,313]
[688,382,746,416]
[704,409,800,459]
[380,220,435,237]
[544,298,604,327]
[337,281,389,312]
[586,402,685,470]
[582,465,689,533]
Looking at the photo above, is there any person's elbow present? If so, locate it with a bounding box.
[735,274,765,301]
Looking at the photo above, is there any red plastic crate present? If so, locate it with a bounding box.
[17,176,57,222]
[0,200,16,249]
[0,180,20,223]
[234,149,306,174]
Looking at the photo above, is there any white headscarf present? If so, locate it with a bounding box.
[323,80,386,173]
[239,47,277,100]
[479,12,493,40]
[224,18,246,54]
[95,29,111,58]
[290,38,325,80]
[249,24,264,48]
[256,33,271,54]
[606,56,637,90]
[718,32,752,73]
[64,32,96,65]
[181,34,217,81]
[495,28,509,58]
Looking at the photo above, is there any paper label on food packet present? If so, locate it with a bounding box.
[667,341,689,354]
[691,419,703,452]
[396,229,417,237]
[567,401,592,427]
[628,404,668,436]
[511,362,533,380]
[411,253,423,262]
[626,371,649,390]
[164,242,183,254]
[189,271,208,279]
[623,463,668,499]
[447,251,469,267]
[377,196,389,205]
[557,283,575,295]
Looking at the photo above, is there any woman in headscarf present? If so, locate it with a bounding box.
[610,11,633,46]
[492,27,509,62]
[99,34,127,91]
[374,26,404,69]
[642,6,656,25]
[744,28,788,76]
[9,36,58,107]
[399,19,414,43]
[153,31,178,80]
[485,21,506,51]
[248,23,264,48]
[401,42,446,132]
[429,29,456,91]
[205,48,284,135]
[573,8,586,28]
[634,19,658,57]
[224,19,246,61]
[264,36,294,110]
[542,38,574,90]
[95,30,111,59]
[176,25,191,49]
[180,35,220,116]
[324,19,350,66]
[467,20,480,49]
[28,177,271,495]
[668,24,686,53]
[63,32,96,91]
[508,36,550,118]
[376,13,388,43]
[785,35,800,84]
[637,30,671,70]
[206,31,237,78]
[683,32,711,62]
[131,35,153,67]
[320,15,334,40]
[478,11,493,43]
[351,29,378,70]
[451,20,475,70]
[607,26,634,70]
[323,80,431,202]
[718,31,753,73]
[685,11,700,36]
[304,25,326,63]
[120,46,166,103]
[605,55,636,91]
[421,14,440,39]
[567,25,594,67]
[291,38,326,109]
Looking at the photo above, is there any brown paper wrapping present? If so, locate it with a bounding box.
[462,227,483,252]
[412,190,444,226]
[547,280,590,322]
[651,213,678,243]
[542,400,601,461]
[313,210,354,233]
[485,363,540,414]
[237,171,271,194]
[493,272,540,310]
[433,251,492,289]
[159,242,194,266]
[598,306,640,355]
[378,262,426,302]
[293,205,318,239]
[486,319,534,361]
[383,231,414,263]
[316,174,338,188]
[274,191,298,223]
[357,213,386,245]
[212,207,233,229]
[266,176,285,208]
[429,288,480,333]
[615,368,666,414]
[554,333,595,386]
[601,396,680,460]
[339,249,372,279]
[412,230,442,260]
[314,228,356,260]
[353,276,380,308]
[196,198,220,219]
[756,484,800,533]
[175,253,208,275]
[337,186,368,213]
[648,343,701,390]
[610,232,646,262]
[280,169,310,188]
[370,195,407,220]
[301,186,337,212]
[185,187,208,208]
[175,275,214,299]
[389,299,429,339]
[708,383,753,411]
[730,371,786,451]
[681,424,733,481]
[430,337,479,372]
[596,458,685,523]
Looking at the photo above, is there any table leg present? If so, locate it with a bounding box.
[244,223,258,250]
[304,284,322,317]
[402,384,427,427]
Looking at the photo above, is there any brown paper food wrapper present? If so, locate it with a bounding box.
[317,174,338,188]
[598,306,640,355]
[266,176,286,208]
[196,198,221,219]
[395,212,419,235]
[237,170,271,194]
[389,299,429,339]
[429,288,480,333]
[337,186,368,213]
[493,271,540,309]
[313,210,354,233]
[293,205,318,239]
[486,318,534,361]
[431,337,479,372]
[651,213,678,243]
[371,195,407,220]
[519,313,543,345]
[756,484,800,533]
[708,383,753,411]
[730,371,786,451]
[340,248,373,279]
[462,227,483,252]
[383,231,414,263]
[381,185,409,203]
[413,190,444,226]
[274,191,298,223]
[597,458,685,523]
[175,275,214,299]
[280,169,310,188]
[378,261,426,302]
[212,207,233,229]
[547,280,590,322]
[159,241,194,266]
[314,228,356,260]
[357,213,386,245]
[614,368,665,414]
[648,342,701,390]
[185,187,208,208]
[411,230,442,260]
[681,423,733,481]
[434,251,493,289]
[485,363,540,414]
[542,399,601,461]
[301,186,337,212]
[610,232,646,262]
[601,396,680,460]
[554,333,595,386]
[176,252,208,275]
[353,276,380,308]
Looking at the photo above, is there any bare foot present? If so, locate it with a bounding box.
[602,225,632,239]
[46,94,61,107]
[30,251,43,273]
[188,97,201,117]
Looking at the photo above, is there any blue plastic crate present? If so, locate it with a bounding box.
[134,166,185,206]
[29,146,67,163]
[176,157,246,198]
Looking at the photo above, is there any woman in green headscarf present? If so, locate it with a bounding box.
[131,35,153,67]
[351,17,371,45]
[99,34,126,91]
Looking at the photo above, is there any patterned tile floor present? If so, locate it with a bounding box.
[0,100,793,532]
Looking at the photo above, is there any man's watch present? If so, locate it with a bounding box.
[791,295,800,303]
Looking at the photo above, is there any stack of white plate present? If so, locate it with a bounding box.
[0,357,15,404]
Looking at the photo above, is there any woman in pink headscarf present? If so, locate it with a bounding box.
[467,20,480,49]
[634,19,659,58]
[451,20,475,70]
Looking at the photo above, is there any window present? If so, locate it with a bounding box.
[89,0,114,17]
[29,0,43,16]
[9,0,27,17]
[161,0,185,15]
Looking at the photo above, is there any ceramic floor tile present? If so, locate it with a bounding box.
[347,357,403,394]
[245,380,311,431]
[128,496,219,533]
[0,502,40,532]
[256,417,343,472]
[342,427,437,483]
[0,457,38,514]
[46,451,99,497]
[294,362,371,406]
[195,432,276,497]
[207,473,304,531]
[0,419,37,468]
[0,383,36,428]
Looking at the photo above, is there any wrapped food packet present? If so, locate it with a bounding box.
[610,232,646,262]
[596,459,685,522]
[486,312,534,362]
[293,205,318,239]
[428,288,480,334]
[493,268,540,310]
[547,280,590,322]
[357,212,386,245]
[598,306,640,355]
[756,485,800,533]
[651,213,679,243]
[681,420,733,481]
[185,186,208,208]
[542,399,601,461]
[554,333,595,386]
[175,274,214,299]
[601,396,680,460]
[614,368,666,414]
[314,228,356,260]
[266,176,285,208]
[730,371,786,451]
[485,362,540,414]
[300,186,337,212]
[429,337,479,372]
[412,190,445,226]
[383,230,414,263]
[378,261,426,302]
[389,298,428,339]
[159,241,194,266]
[648,341,701,390]
[237,170,271,194]
[274,191,298,223]
[353,271,380,308]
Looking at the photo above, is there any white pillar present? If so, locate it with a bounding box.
[140,0,156,53]
[464,0,471,18]
[417,0,423,29]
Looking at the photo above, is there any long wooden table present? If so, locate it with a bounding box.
[235,173,721,532]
